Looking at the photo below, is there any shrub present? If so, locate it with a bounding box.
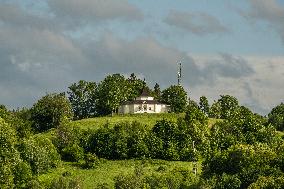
[49,176,82,189]
[61,143,84,162]
[14,161,33,189]
[215,173,241,189]
[30,93,73,132]
[19,135,60,174]
[114,165,144,189]
[268,103,284,131]
[0,118,21,188]
[55,121,85,162]
[83,153,100,169]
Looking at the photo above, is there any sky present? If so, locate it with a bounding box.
[0,0,284,115]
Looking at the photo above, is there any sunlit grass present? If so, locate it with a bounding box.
[38,159,200,188]
[70,113,185,130]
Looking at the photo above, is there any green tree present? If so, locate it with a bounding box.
[0,118,20,189]
[67,80,97,120]
[248,176,284,189]
[187,98,199,112]
[161,85,187,113]
[268,103,284,131]
[30,93,73,132]
[153,83,161,100]
[209,100,222,119]
[127,73,145,101]
[19,135,60,174]
[56,121,84,162]
[199,96,210,115]
[218,95,239,119]
[96,74,130,115]
[203,143,280,188]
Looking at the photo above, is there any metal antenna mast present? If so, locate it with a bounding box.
[177,60,182,86]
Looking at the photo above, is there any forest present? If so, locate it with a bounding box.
[1,73,284,189]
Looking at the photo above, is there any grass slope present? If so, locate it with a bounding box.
[39,114,219,188]
[70,113,184,130]
[71,113,220,130]
[38,159,200,188]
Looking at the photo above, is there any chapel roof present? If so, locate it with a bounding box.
[140,88,151,97]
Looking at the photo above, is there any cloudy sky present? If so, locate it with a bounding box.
[0,0,284,115]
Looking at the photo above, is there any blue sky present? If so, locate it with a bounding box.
[0,0,283,114]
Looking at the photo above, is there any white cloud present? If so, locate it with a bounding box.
[190,54,284,115]
[47,0,143,24]
[241,0,284,43]
[164,10,229,35]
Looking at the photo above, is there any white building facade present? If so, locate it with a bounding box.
[118,91,170,114]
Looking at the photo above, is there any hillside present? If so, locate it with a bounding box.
[38,159,200,188]
[70,113,220,130]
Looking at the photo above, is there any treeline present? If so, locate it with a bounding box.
[67,73,188,119]
[1,73,284,188]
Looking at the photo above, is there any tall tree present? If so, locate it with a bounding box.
[127,73,145,101]
[268,102,284,131]
[188,97,199,111]
[96,74,130,115]
[218,95,239,119]
[161,85,187,113]
[209,100,222,119]
[30,93,73,132]
[153,83,161,100]
[199,96,210,115]
[67,80,97,120]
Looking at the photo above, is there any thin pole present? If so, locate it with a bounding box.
[177,61,182,86]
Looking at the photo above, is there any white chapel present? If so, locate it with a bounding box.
[118,89,170,114]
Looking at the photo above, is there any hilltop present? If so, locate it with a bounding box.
[70,113,220,130]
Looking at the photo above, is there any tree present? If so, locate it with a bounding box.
[202,143,280,188]
[268,103,284,131]
[218,95,239,119]
[20,135,60,174]
[199,96,210,115]
[209,100,221,118]
[96,74,131,115]
[161,85,187,113]
[30,93,73,132]
[153,83,161,100]
[0,118,20,189]
[209,95,239,119]
[67,80,97,120]
[127,73,145,101]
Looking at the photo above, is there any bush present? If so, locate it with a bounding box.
[55,121,85,162]
[0,164,15,189]
[248,176,284,189]
[30,93,73,132]
[0,118,22,188]
[61,143,84,162]
[114,165,144,189]
[19,135,60,174]
[49,176,82,189]
[268,103,284,131]
[83,153,100,169]
[14,161,33,189]
[215,173,241,189]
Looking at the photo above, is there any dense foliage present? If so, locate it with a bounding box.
[1,73,284,188]
[68,80,97,120]
[161,85,188,113]
[30,93,73,132]
[268,102,284,131]
[0,108,60,189]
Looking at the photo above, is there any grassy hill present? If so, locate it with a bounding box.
[70,113,184,130]
[71,113,220,130]
[38,159,201,188]
[38,113,221,188]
